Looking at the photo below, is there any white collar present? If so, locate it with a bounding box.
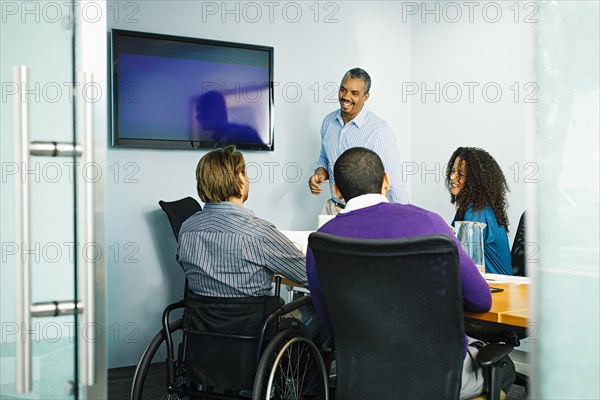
[340,193,389,213]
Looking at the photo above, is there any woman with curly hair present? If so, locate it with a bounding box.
[445,147,513,275]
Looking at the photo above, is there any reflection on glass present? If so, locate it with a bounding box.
[192,89,265,145]
[535,1,599,398]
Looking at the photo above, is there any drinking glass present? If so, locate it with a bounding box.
[455,221,487,278]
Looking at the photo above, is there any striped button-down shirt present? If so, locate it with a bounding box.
[177,202,308,297]
[316,108,410,204]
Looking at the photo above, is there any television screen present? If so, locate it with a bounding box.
[111,29,274,150]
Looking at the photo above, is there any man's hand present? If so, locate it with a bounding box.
[309,168,329,195]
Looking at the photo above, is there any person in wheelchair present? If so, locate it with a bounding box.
[306,147,516,399]
[176,145,324,396]
[178,145,310,298]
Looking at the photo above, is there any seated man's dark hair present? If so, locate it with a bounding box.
[334,147,384,202]
[196,145,245,202]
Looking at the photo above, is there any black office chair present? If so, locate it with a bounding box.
[131,197,327,400]
[158,196,203,241]
[308,232,513,400]
[511,211,527,277]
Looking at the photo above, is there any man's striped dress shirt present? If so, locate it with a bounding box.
[316,108,410,204]
[177,202,308,297]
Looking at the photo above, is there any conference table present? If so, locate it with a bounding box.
[279,231,532,341]
[278,269,531,341]
[465,274,531,343]
[278,230,533,379]
[281,276,530,324]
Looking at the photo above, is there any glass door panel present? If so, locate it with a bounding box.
[1,2,78,398]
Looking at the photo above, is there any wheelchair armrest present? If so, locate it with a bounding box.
[256,295,313,364]
[162,300,185,389]
[476,342,514,367]
[272,294,312,318]
[162,301,185,331]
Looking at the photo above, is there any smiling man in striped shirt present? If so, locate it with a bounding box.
[309,68,410,214]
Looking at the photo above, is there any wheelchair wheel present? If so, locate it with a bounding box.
[130,318,187,400]
[252,329,328,400]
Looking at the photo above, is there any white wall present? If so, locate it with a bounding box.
[107,0,412,368]
[409,1,535,241]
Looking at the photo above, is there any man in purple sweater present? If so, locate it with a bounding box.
[306,147,514,398]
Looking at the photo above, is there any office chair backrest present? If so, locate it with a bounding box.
[309,233,465,400]
[158,196,202,301]
[511,211,526,277]
[158,197,202,241]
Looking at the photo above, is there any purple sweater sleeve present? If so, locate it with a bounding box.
[426,213,492,312]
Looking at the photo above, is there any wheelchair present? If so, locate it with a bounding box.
[131,197,328,399]
[129,284,328,400]
[131,284,328,400]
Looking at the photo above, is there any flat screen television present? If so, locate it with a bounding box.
[111,29,274,150]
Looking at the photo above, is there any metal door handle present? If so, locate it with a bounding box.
[13,66,97,393]
[80,71,96,387]
[14,65,32,394]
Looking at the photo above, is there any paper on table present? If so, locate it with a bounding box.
[318,214,335,228]
[485,273,531,284]
[280,230,313,255]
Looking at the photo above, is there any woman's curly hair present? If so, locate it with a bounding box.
[445,147,510,231]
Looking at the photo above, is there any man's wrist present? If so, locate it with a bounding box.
[315,167,329,180]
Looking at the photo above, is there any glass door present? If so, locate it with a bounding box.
[1,1,105,398]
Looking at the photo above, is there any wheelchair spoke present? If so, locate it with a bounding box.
[270,338,322,400]
[253,328,328,400]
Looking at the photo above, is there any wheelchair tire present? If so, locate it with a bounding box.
[130,318,184,400]
[252,329,328,400]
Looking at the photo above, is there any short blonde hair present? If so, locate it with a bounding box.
[196,146,245,202]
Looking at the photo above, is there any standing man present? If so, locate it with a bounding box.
[308,68,410,214]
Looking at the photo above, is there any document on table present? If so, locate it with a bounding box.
[280,231,313,255]
[485,273,531,284]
